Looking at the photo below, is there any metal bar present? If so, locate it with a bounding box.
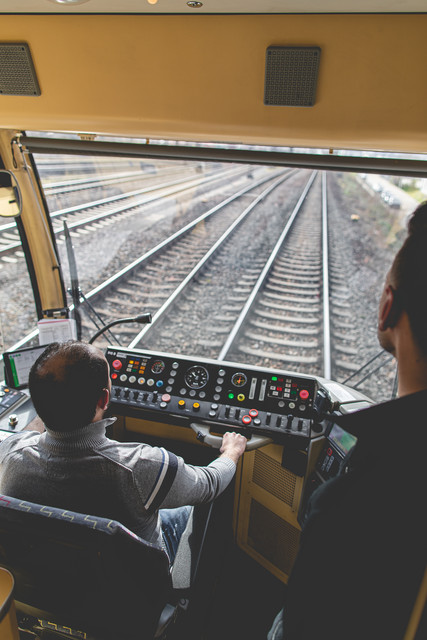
[20,136,427,178]
[322,171,331,379]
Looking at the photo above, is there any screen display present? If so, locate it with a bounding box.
[3,345,47,389]
[329,424,357,456]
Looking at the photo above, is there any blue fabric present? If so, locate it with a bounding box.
[160,505,191,563]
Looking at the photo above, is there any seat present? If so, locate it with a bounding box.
[0,494,214,640]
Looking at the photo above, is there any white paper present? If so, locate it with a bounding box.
[37,318,77,345]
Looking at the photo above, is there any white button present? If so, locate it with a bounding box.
[120,374,127,382]
[147,379,155,386]
[138,377,145,385]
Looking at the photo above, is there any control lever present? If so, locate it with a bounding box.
[190,423,272,451]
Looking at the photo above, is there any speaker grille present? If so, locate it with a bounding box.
[264,46,320,107]
[253,449,297,507]
[248,500,300,576]
[0,43,41,96]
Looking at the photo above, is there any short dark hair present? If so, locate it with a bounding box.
[391,201,427,356]
[29,340,109,432]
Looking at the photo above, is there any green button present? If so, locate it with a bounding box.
[228,392,234,399]
[272,376,277,381]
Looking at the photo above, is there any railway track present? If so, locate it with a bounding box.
[77,167,296,332]
[131,170,327,377]
[2,167,397,403]
[8,170,360,383]
[92,170,358,382]
[0,165,246,260]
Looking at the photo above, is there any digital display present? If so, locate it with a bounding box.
[3,345,47,389]
[329,424,357,455]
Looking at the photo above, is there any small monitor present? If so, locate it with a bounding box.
[3,345,47,389]
[328,423,357,456]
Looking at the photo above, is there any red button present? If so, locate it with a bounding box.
[299,389,309,399]
[111,373,118,379]
[161,394,171,403]
[112,359,122,370]
[242,415,252,425]
[249,409,258,417]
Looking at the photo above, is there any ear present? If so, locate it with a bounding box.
[97,387,110,412]
[379,286,401,330]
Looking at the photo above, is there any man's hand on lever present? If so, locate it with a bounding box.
[219,431,248,464]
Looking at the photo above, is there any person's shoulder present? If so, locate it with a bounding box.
[0,430,40,457]
[100,438,170,467]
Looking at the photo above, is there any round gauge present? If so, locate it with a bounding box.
[231,372,247,388]
[151,360,165,374]
[184,365,209,390]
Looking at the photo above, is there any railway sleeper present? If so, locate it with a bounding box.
[332,319,355,330]
[333,344,359,355]
[258,301,320,314]
[332,299,351,309]
[334,359,361,372]
[274,263,321,275]
[255,309,320,324]
[332,308,352,318]
[250,319,319,335]
[244,331,318,348]
[238,345,318,364]
[258,302,320,313]
[269,273,321,284]
[330,290,351,301]
[332,331,358,342]
[103,297,142,309]
[263,290,320,301]
[267,281,320,292]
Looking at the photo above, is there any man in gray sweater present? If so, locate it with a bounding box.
[0,341,247,562]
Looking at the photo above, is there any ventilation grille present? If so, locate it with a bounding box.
[248,500,300,576]
[253,449,297,507]
[0,43,41,96]
[264,46,320,107]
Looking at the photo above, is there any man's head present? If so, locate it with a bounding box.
[29,340,110,431]
[378,201,427,359]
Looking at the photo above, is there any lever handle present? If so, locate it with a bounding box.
[190,423,272,451]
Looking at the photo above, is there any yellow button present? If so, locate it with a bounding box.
[237,394,245,402]
[193,402,200,410]
[178,400,186,408]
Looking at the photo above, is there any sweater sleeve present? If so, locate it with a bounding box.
[160,454,237,508]
[132,446,237,510]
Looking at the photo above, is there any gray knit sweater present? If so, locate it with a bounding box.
[0,417,236,549]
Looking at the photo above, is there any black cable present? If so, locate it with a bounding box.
[88,313,152,344]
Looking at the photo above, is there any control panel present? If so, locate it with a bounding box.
[106,347,319,446]
[0,383,35,434]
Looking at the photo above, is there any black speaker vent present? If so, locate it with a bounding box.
[264,46,320,107]
[0,43,41,96]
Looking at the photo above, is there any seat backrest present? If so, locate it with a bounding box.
[0,494,172,640]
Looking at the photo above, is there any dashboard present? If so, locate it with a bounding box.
[105,346,322,447]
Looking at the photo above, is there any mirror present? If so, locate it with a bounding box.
[0,170,22,218]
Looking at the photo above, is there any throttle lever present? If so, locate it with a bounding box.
[190,423,272,451]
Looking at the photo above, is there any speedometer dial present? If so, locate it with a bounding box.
[231,372,247,387]
[184,366,209,389]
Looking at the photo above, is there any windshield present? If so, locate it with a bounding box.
[1,139,425,403]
